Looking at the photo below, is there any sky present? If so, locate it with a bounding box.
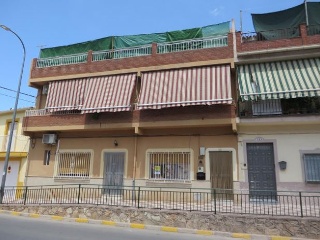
[0,0,308,111]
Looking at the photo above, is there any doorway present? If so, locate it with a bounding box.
[246,143,277,200]
[103,152,125,195]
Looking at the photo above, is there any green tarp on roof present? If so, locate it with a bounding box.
[40,37,113,58]
[39,21,230,58]
[252,2,320,40]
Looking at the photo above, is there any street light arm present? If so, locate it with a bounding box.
[0,25,26,204]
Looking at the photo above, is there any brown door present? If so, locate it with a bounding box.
[209,151,233,190]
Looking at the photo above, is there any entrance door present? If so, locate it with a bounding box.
[246,143,277,200]
[103,152,125,195]
[209,151,233,198]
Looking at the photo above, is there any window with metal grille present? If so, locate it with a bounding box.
[54,151,92,179]
[148,151,191,181]
[304,154,320,182]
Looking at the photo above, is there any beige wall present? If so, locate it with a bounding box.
[238,133,320,187]
[26,131,238,187]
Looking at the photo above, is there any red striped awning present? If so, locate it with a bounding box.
[46,79,87,112]
[137,65,232,110]
[81,74,136,113]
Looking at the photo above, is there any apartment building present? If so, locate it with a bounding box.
[236,2,320,197]
[22,2,320,197]
[23,21,239,191]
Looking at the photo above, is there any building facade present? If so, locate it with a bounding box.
[0,108,30,188]
[23,3,320,196]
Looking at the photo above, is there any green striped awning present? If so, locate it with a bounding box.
[237,58,320,101]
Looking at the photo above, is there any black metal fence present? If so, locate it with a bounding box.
[241,27,300,42]
[1,184,319,218]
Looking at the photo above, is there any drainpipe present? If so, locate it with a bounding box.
[132,135,138,199]
[305,0,309,27]
[232,19,238,62]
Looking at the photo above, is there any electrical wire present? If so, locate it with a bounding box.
[0,85,35,97]
[0,92,35,103]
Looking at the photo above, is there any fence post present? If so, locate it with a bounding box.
[213,189,217,214]
[137,187,140,209]
[77,184,81,204]
[23,186,28,205]
[299,192,303,217]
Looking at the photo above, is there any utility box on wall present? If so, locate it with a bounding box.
[196,172,206,180]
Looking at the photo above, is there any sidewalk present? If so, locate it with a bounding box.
[0,209,313,240]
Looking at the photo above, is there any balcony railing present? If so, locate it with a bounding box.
[239,97,320,117]
[307,24,320,36]
[241,27,300,42]
[157,35,228,54]
[0,135,29,152]
[35,35,229,68]
[25,109,81,117]
[36,53,88,68]
[92,44,152,61]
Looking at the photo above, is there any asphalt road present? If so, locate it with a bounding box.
[0,214,241,240]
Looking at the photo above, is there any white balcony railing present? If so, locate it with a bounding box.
[0,135,29,152]
[36,53,88,68]
[92,44,152,62]
[25,109,81,117]
[157,35,228,54]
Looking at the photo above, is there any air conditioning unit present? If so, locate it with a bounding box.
[42,134,57,144]
[42,85,49,94]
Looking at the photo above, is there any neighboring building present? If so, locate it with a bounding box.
[23,21,239,191]
[0,108,30,188]
[22,2,320,197]
[236,2,320,196]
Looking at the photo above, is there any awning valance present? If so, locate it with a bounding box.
[46,79,87,112]
[238,58,320,101]
[137,65,232,110]
[45,74,136,113]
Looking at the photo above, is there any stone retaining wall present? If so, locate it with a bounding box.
[1,205,319,239]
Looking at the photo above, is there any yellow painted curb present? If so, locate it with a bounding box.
[196,230,213,235]
[161,226,178,232]
[11,211,21,216]
[29,213,40,218]
[52,216,64,221]
[232,233,251,239]
[75,218,89,223]
[0,210,4,213]
[101,220,116,226]
[271,237,291,240]
[130,223,145,229]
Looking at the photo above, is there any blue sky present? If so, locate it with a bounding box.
[0,0,306,111]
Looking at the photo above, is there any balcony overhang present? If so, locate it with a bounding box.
[237,44,320,64]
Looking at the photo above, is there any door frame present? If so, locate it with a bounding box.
[242,138,280,187]
[100,149,128,179]
[205,148,238,182]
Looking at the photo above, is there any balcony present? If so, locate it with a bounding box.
[238,97,320,118]
[0,135,29,152]
[29,34,233,82]
[238,24,320,54]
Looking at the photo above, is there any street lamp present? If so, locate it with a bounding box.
[0,25,26,204]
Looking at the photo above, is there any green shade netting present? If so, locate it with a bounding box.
[39,21,230,59]
[40,37,113,58]
[252,2,320,40]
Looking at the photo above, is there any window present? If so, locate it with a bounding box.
[54,151,92,179]
[148,150,191,182]
[304,154,320,182]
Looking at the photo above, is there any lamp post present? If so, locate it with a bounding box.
[0,25,26,204]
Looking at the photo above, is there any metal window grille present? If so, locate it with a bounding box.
[304,154,320,182]
[54,151,91,179]
[149,151,190,182]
